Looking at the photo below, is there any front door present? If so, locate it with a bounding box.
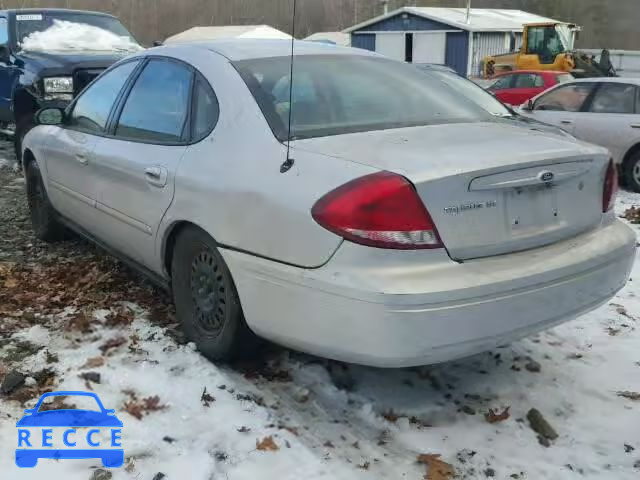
[43,60,141,229]
[528,82,598,134]
[90,58,192,268]
[572,82,640,163]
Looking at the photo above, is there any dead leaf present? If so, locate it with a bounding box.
[105,306,135,327]
[624,206,640,224]
[237,426,251,433]
[82,357,105,368]
[99,336,127,355]
[617,391,640,401]
[201,387,215,407]
[256,436,279,452]
[357,461,370,470]
[417,454,455,480]
[382,409,399,423]
[485,406,511,424]
[123,393,167,420]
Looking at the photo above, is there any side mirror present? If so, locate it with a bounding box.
[0,45,10,64]
[153,40,163,47]
[23,409,35,415]
[36,108,64,126]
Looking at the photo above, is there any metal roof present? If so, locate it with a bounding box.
[165,25,291,44]
[345,7,561,33]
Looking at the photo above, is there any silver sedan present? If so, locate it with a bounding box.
[22,40,635,367]
[518,78,640,191]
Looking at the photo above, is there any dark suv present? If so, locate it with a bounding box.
[0,9,140,158]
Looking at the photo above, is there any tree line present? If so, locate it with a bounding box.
[0,0,636,49]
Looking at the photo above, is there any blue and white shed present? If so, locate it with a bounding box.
[345,7,559,77]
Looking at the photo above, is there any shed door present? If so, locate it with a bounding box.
[376,33,405,61]
[413,32,446,64]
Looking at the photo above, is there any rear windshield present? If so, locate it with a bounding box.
[234,55,493,141]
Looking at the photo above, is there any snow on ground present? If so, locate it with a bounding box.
[1,169,640,479]
[21,20,142,53]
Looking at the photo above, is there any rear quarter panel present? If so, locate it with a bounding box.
[154,47,379,271]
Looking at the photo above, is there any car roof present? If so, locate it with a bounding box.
[568,77,640,86]
[0,8,117,19]
[494,70,568,76]
[154,39,376,61]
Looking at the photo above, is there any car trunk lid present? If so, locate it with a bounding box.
[292,122,608,261]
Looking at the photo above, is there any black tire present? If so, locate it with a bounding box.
[25,160,65,242]
[14,117,33,164]
[171,227,258,362]
[623,151,640,193]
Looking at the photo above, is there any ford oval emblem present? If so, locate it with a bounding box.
[539,171,554,182]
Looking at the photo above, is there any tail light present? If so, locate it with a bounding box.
[311,171,443,250]
[602,160,618,213]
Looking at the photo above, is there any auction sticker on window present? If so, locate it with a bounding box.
[16,14,44,21]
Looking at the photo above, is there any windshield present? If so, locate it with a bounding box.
[425,69,512,117]
[235,55,494,141]
[16,12,140,52]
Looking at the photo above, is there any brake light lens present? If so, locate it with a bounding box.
[603,160,618,213]
[311,171,443,250]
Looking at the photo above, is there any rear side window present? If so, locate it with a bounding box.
[588,83,636,114]
[116,59,192,143]
[191,75,219,141]
[69,61,139,134]
[534,83,595,112]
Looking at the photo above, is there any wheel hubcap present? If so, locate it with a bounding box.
[190,250,226,335]
[633,162,640,186]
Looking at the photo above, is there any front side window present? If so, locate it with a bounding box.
[69,60,139,133]
[534,83,595,112]
[489,75,512,91]
[116,59,192,143]
[235,55,493,141]
[589,83,637,114]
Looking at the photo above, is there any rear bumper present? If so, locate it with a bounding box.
[222,219,636,367]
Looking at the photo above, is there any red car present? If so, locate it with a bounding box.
[488,70,574,106]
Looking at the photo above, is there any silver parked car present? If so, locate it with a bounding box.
[22,40,635,367]
[518,78,640,191]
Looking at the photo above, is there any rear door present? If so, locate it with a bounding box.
[528,82,598,134]
[572,82,639,163]
[90,58,193,268]
[42,60,140,229]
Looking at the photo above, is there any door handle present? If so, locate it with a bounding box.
[560,120,573,125]
[144,166,168,187]
[631,124,640,129]
[75,151,89,165]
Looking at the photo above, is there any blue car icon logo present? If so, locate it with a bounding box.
[16,391,124,468]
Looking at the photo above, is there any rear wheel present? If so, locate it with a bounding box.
[623,151,640,193]
[25,160,65,242]
[171,227,258,361]
[14,116,33,164]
